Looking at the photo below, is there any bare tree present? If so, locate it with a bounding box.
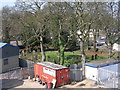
[74,2,94,77]
[2,6,11,43]
[15,1,48,61]
[100,2,120,58]
[48,2,75,65]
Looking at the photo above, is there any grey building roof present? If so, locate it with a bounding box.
[85,58,120,68]
[0,43,19,49]
[37,61,68,70]
[0,43,19,58]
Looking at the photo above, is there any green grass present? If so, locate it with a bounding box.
[45,51,108,66]
[24,50,108,67]
[45,51,59,62]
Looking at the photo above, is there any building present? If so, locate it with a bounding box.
[10,41,23,46]
[96,38,106,44]
[0,43,19,73]
[85,58,120,88]
[113,43,120,51]
[34,62,70,87]
[85,58,120,81]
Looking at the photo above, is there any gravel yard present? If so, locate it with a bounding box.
[15,79,46,88]
[59,79,108,88]
[2,79,108,89]
[2,79,45,88]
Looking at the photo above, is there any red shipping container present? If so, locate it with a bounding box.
[34,62,70,87]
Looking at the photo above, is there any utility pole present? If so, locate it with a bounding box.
[118,1,120,61]
[0,8,2,42]
[118,1,120,32]
[118,1,120,45]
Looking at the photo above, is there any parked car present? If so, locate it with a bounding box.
[96,38,106,46]
[96,42,104,46]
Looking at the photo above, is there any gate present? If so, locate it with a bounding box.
[69,64,82,81]
[70,69,82,81]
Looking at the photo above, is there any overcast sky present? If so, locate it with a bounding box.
[0,0,16,10]
[0,0,119,10]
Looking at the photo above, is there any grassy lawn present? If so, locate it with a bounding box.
[22,49,110,67]
[44,50,108,66]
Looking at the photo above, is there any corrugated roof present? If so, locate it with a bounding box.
[0,42,19,49]
[37,61,68,70]
[85,58,120,68]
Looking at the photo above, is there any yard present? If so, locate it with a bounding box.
[5,79,107,88]
[15,79,46,88]
[2,79,45,88]
[59,79,108,88]
[20,48,116,67]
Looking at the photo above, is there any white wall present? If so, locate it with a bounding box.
[113,43,120,51]
[85,66,98,81]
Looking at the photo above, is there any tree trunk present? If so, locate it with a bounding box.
[87,34,90,50]
[80,40,86,78]
[4,28,10,43]
[58,33,65,65]
[93,30,97,52]
[40,36,46,61]
[58,49,60,64]
[58,19,65,65]
[59,45,65,65]
[15,39,19,46]
[108,43,112,58]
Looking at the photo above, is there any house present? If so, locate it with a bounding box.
[0,43,19,73]
[10,41,23,46]
[113,43,120,51]
[96,38,106,44]
[85,58,120,82]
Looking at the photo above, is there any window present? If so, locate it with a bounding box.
[3,59,8,65]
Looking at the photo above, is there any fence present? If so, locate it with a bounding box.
[19,58,34,68]
[98,68,120,89]
[69,64,82,81]
[0,67,34,80]
[70,69,82,81]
